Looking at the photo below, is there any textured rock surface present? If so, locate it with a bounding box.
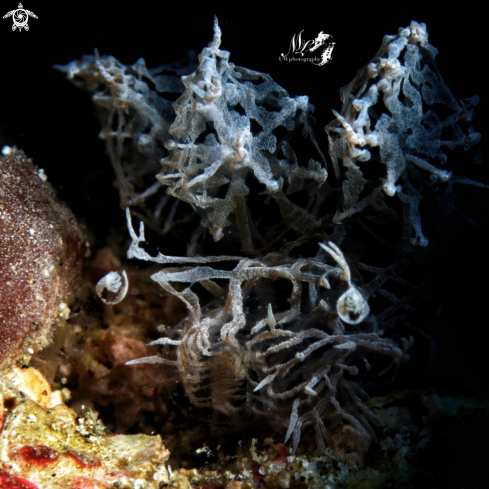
[0,366,170,488]
[0,151,85,366]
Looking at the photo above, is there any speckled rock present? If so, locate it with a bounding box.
[0,366,170,488]
[0,151,85,366]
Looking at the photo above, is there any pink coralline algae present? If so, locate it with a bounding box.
[0,468,39,489]
[66,449,101,469]
[16,445,60,467]
[0,153,85,366]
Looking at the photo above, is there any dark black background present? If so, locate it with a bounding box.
[1,3,487,486]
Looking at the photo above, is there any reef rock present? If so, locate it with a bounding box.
[0,150,85,366]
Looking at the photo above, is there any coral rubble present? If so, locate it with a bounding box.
[0,366,170,488]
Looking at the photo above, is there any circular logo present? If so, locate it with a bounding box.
[12,8,28,30]
[3,3,38,32]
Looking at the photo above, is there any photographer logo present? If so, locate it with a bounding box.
[3,3,38,31]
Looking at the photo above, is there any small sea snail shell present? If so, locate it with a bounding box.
[336,286,370,325]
